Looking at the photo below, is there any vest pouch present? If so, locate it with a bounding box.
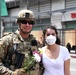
[13,50,25,69]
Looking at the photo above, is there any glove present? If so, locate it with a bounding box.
[13,68,27,75]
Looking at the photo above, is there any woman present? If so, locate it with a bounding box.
[41,26,70,75]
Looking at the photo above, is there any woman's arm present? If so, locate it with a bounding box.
[64,59,71,75]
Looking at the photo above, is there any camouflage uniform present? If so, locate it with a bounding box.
[0,30,41,75]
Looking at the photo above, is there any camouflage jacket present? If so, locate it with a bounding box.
[0,30,42,75]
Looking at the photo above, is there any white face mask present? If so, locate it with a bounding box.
[45,35,56,45]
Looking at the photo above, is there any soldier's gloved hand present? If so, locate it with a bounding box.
[13,68,27,75]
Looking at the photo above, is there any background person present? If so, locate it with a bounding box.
[66,42,71,53]
[41,26,70,75]
[0,9,41,75]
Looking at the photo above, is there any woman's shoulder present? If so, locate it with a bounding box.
[41,46,47,51]
[60,45,68,49]
[60,45,69,53]
[60,45,70,60]
[38,46,46,54]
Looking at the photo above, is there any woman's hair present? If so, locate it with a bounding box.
[43,26,61,45]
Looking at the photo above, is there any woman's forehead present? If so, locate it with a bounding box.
[47,28,55,33]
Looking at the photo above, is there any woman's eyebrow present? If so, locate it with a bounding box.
[46,33,55,35]
[51,33,55,35]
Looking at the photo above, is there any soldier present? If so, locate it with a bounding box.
[0,9,41,75]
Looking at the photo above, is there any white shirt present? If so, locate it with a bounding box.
[42,46,70,75]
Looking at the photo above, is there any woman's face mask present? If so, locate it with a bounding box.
[45,35,56,45]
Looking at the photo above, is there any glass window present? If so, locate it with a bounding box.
[41,18,50,24]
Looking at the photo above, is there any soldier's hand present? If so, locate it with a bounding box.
[13,68,27,75]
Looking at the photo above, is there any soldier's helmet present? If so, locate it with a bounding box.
[17,9,35,21]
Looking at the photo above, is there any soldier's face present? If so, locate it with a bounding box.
[19,20,34,34]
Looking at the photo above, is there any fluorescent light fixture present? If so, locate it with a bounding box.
[5,0,15,2]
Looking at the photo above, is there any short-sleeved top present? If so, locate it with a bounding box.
[42,45,70,75]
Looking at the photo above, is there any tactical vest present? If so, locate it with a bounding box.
[2,32,41,75]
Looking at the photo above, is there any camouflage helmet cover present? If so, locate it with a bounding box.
[17,9,35,21]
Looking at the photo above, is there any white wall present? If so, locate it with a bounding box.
[51,0,65,29]
[52,0,65,10]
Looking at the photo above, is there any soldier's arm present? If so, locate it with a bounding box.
[0,36,13,75]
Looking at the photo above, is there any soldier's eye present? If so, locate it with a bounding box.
[21,20,35,25]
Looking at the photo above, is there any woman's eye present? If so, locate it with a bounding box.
[47,34,50,36]
[52,33,55,36]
